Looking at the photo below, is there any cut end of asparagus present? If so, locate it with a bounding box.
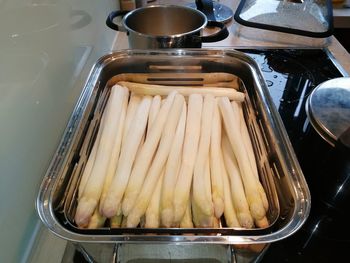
[75,197,98,228]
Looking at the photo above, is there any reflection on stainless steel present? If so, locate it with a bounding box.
[306,77,350,147]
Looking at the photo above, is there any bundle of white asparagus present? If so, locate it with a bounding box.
[74,82,269,229]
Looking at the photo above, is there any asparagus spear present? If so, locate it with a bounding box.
[173,94,203,225]
[118,81,245,102]
[148,95,161,130]
[101,95,152,218]
[218,97,266,223]
[75,85,129,227]
[87,206,106,229]
[193,94,215,217]
[221,150,241,228]
[122,91,177,216]
[209,99,225,218]
[127,94,184,227]
[192,163,215,228]
[160,102,186,228]
[78,115,105,200]
[122,94,141,145]
[107,72,239,88]
[232,101,269,212]
[193,160,216,227]
[222,134,254,229]
[180,198,194,228]
[99,89,128,211]
[145,169,165,228]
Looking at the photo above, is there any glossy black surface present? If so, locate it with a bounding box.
[242,49,350,263]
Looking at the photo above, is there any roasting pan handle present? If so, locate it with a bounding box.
[200,20,229,43]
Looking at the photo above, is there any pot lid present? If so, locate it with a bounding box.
[187,1,233,23]
[306,77,350,147]
[234,0,334,38]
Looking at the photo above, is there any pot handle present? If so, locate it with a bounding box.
[200,20,229,43]
[106,10,129,32]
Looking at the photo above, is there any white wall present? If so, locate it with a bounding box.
[0,1,119,262]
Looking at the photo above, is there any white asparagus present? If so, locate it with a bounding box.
[108,72,239,87]
[75,85,129,227]
[210,99,225,218]
[79,117,107,228]
[118,81,245,102]
[233,101,269,212]
[87,206,106,229]
[180,198,194,228]
[218,97,266,222]
[221,151,241,228]
[101,95,152,218]
[122,93,142,145]
[202,160,216,227]
[173,94,203,225]
[160,103,187,228]
[222,135,254,229]
[148,95,161,130]
[192,178,214,228]
[78,116,105,200]
[122,91,177,216]
[99,91,128,211]
[193,94,215,217]
[127,94,184,227]
[110,214,123,228]
[145,169,165,228]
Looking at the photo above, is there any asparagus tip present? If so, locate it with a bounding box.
[75,197,97,228]
[237,212,254,229]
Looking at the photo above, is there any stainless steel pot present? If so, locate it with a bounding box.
[106,5,229,48]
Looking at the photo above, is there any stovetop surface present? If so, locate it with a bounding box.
[242,48,350,263]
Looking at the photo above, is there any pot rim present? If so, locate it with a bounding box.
[305,76,350,147]
[122,4,208,38]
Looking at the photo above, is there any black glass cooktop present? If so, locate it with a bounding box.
[242,49,350,263]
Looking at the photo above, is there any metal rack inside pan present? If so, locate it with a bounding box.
[56,70,280,236]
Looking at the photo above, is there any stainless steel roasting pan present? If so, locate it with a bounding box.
[36,49,310,244]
